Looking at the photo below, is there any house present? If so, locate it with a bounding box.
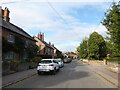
[64,54,71,58]
[51,44,63,58]
[0,7,36,60]
[33,33,54,58]
[70,54,78,59]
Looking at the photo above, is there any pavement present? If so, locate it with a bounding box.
[80,61,119,88]
[2,68,37,88]
[1,59,119,88]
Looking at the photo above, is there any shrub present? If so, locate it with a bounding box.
[2,60,10,65]
[31,57,42,63]
[10,60,19,63]
[106,57,120,61]
[19,60,27,63]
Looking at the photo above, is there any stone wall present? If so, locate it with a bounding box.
[2,62,37,76]
[82,59,120,73]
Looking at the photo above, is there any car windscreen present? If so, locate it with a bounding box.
[40,60,52,64]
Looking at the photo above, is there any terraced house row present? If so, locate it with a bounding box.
[0,6,62,61]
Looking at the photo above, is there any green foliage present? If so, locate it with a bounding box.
[2,36,25,59]
[76,46,81,57]
[37,54,52,59]
[88,32,107,59]
[65,52,76,55]
[102,2,120,56]
[2,37,15,53]
[27,44,39,59]
[31,57,42,63]
[79,39,88,59]
[106,57,120,61]
[14,36,25,53]
[56,50,63,59]
[9,60,27,63]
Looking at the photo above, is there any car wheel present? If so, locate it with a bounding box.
[37,71,41,75]
[53,68,56,75]
[57,68,60,71]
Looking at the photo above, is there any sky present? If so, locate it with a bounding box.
[1,0,119,53]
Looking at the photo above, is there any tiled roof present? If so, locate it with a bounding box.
[38,38,54,49]
[0,18,35,41]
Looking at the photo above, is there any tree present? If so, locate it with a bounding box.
[102,2,120,56]
[78,39,88,59]
[76,46,80,57]
[88,32,106,60]
[27,44,39,59]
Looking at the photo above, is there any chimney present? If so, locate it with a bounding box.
[49,42,51,46]
[38,32,41,39]
[42,33,44,41]
[52,44,54,47]
[38,32,44,41]
[0,6,4,18]
[3,7,10,22]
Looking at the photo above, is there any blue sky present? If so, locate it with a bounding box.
[1,0,118,52]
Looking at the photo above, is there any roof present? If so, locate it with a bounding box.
[42,59,54,61]
[35,37,54,49]
[0,18,35,41]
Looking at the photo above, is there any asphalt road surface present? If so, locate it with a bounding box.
[6,60,117,88]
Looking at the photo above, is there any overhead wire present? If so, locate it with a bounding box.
[1,0,30,5]
[46,0,68,24]
[1,0,117,31]
[93,0,115,32]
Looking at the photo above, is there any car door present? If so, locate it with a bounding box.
[53,60,59,69]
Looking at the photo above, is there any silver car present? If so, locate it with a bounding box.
[54,59,64,68]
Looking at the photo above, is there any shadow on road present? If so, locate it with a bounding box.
[6,60,90,88]
[33,60,90,88]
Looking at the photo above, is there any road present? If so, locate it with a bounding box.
[6,60,117,88]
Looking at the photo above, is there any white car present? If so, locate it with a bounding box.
[54,59,64,68]
[37,59,60,75]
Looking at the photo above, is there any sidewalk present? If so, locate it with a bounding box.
[87,63,119,88]
[2,68,37,88]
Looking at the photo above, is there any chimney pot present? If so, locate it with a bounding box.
[0,6,4,18]
[3,7,10,22]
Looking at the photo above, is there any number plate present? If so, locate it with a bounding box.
[42,65,47,69]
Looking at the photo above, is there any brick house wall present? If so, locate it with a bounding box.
[34,36,45,55]
[33,35,54,58]
[2,27,36,60]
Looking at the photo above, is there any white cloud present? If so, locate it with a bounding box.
[1,1,109,52]
[1,0,118,3]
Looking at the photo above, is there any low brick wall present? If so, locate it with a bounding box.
[82,59,120,73]
[88,60,104,65]
[107,61,119,67]
[2,62,37,75]
[107,61,120,73]
[82,59,104,65]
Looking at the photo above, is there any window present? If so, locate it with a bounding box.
[40,60,52,64]
[25,41,29,48]
[5,52,14,59]
[53,60,58,63]
[8,34,15,43]
[23,50,28,60]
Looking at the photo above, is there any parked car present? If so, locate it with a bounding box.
[37,59,60,75]
[64,58,72,63]
[54,58,64,68]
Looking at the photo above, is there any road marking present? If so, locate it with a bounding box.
[2,73,37,88]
